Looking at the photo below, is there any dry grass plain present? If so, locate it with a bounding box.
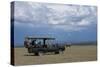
[14,45,97,66]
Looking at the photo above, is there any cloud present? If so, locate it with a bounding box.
[13,1,97,31]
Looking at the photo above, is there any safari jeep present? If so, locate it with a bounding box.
[24,36,65,56]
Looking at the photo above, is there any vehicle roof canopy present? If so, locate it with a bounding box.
[25,36,55,40]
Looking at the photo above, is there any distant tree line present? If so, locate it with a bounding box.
[71,41,97,45]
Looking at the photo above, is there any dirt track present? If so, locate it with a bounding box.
[14,45,97,66]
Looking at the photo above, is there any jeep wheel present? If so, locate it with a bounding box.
[34,53,39,56]
[55,51,59,54]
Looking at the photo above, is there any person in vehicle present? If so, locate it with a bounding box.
[31,39,37,47]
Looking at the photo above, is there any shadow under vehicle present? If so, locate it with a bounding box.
[24,36,66,56]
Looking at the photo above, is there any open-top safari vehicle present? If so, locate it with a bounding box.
[24,36,66,56]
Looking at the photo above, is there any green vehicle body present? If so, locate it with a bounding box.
[24,36,66,56]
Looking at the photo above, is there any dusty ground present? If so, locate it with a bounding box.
[14,45,97,66]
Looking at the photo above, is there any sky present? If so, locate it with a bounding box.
[12,1,97,45]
